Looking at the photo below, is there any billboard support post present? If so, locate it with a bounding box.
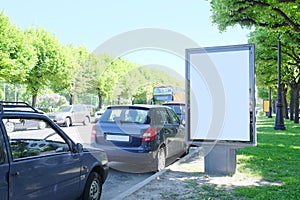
[204,145,237,175]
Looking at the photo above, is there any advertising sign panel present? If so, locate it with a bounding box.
[186,44,256,146]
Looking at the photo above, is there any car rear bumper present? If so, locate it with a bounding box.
[91,144,157,164]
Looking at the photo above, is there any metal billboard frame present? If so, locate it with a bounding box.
[185,44,256,148]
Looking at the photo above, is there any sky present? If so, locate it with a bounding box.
[0,0,251,75]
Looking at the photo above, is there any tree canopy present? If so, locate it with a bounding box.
[0,12,36,83]
[211,0,300,122]
[211,0,300,33]
[0,12,184,109]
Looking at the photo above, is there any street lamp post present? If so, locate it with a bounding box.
[274,33,286,130]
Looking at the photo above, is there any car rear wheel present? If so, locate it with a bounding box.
[156,147,166,171]
[83,116,90,126]
[5,122,15,133]
[83,172,102,200]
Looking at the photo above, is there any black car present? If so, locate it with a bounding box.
[91,104,188,172]
[0,101,108,200]
[162,102,186,123]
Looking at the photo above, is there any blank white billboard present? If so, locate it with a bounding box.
[186,44,256,145]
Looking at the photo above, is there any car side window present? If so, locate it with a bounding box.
[3,117,70,161]
[166,109,180,125]
[73,105,79,112]
[160,109,173,125]
[151,110,164,126]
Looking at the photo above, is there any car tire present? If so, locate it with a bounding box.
[156,147,166,172]
[65,118,71,127]
[38,121,46,130]
[82,171,102,200]
[5,122,15,133]
[181,145,190,158]
[83,116,90,126]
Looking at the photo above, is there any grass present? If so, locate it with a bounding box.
[180,116,300,200]
[155,116,299,200]
[233,116,300,199]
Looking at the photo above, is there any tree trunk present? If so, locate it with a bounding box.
[31,94,37,108]
[281,84,289,119]
[268,87,272,118]
[97,92,102,109]
[69,93,75,105]
[294,82,300,124]
[290,87,297,121]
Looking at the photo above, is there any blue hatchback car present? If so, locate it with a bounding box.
[91,104,188,172]
[0,101,109,200]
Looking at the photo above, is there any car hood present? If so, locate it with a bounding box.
[49,112,69,118]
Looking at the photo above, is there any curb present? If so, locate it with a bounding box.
[112,147,201,200]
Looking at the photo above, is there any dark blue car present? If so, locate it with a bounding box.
[91,104,188,172]
[0,101,109,200]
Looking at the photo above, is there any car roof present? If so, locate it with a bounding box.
[0,101,44,115]
[107,104,167,109]
[163,102,185,105]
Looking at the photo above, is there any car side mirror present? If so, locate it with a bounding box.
[73,143,83,153]
[181,119,186,126]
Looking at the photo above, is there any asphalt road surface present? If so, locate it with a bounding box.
[101,166,153,200]
[62,124,155,200]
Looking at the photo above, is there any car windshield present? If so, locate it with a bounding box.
[60,106,71,112]
[100,108,149,124]
[165,104,185,115]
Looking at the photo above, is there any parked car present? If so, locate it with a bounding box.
[49,104,91,127]
[4,118,47,133]
[163,102,186,123]
[91,104,188,172]
[94,109,105,123]
[0,101,109,200]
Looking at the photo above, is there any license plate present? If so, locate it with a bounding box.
[106,134,129,142]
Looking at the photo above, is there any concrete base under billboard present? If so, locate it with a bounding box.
[204,145,237,176]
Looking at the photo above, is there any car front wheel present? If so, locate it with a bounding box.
[65,118,71,127]
[38,121,46,129]
[83,172,102,200]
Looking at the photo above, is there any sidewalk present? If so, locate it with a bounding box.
[112,147,280,200]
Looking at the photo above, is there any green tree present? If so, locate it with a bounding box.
[0,12,36,84]
[83,54,114,109]
[24,27,67,107]
[211,0,300,122]
[250,27,300,122]
[98,58,136,106]
[60,45,89,105]
[210,0,300,33]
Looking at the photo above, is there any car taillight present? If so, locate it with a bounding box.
[91,125,97,140]
[142,127,157,142]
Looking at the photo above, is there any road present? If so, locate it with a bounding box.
[62,124,154,200]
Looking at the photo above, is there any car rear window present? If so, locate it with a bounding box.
[164,104,185,114]
[100,107,149,124]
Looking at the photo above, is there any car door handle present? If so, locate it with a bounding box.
[11,172,20,176]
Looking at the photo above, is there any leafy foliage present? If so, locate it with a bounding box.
[0,12,36,83]
[211,0,300,33]
[0,12,184,108]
